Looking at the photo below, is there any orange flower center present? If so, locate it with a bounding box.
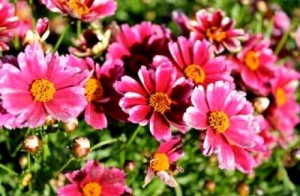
[67,0,89,16]
[275,87,286,106]
[82,182,102,196]
[244,51,259,71]
[206,27,226,42]
[85,77,104,102]
[150,153,170,172]
[30,79,56,102]
[184,64,206,85]
[149,92,171,114]
[208,111,230,133]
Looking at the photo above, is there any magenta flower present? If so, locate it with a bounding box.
[233,34,276,95]
[267,67,300,147]
[295,27,300,48]
[15,0,33,38]
[0,0,19,51]
[144,137,183,188]
[107,22,172,78]
[273,10,290,37]
[58,160,126,196]
[189,9,247,54]
[184,81,263,173]
[0,43,87,128]
[115,60,193,141]
[41,0,117,22]
[168,36,233,87]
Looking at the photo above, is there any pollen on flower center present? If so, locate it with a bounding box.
[150,153,170,172]
[82,182,102,196]
[206,27,226,42]
[184,64,206,85]
[149,92,171,114]
[208,111,230,133]
[85,77,104,102]
[67,0,89,16]
[30,79,56,102]
[245,51,260,71]
[275,87,286,106]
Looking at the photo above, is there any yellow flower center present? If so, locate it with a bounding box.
[208,111,230,133]
[206,27,226,42]
[184,64,206,85]
[67,0,90,16]
[85,77,104,102]
[244,51,259,71]
[149,92,171,114]
[275,87,286,106]
[82,182,102,196]
[30,79,56,102]
[150,153,170,172]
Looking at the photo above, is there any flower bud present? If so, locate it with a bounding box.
[253,97,270,113]
[45,115,57,126]
[72,137,90,158]
[124,160,136,172]
[63,118,78,133]
[204,180,216,193]
[237,182,250,196]
[19,155,28,169]
[256,1,268,13]
[23,135,42,154]
[22,173,32,187]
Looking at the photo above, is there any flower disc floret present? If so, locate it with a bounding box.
[184,64,206,85]
[30,79,56,102]
[67,0,89,16]
[275,87,286,106]
[150,153,170,172]
[82,182,102,196]
[244,51,259,71]
[85,77,103,102]
[206,27,226,42]
[208,111,230,133]
[149,92,171,114]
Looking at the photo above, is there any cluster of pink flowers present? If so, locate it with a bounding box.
[0,0,299,194]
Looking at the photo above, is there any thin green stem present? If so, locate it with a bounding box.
[27,153,32,193]
[175,184,183,196]
[53,25,69,52]
[276,156,296,195]
[127,126,143,147]
[90,138,119,151]
[77,20,82,38]
[56,157,75,175]
[0,163,18,176]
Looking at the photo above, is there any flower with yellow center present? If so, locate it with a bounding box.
[67,0,90,16]
[85,77,104,102]
[149,92,171,114]
[30,79,56,102]
[184,64,206,85]
[206,27,226,42]
[244,51,260,71]
[275,87,286,106]
[150,153,170,172]
[82,182,102,196]
[208,111,230,133]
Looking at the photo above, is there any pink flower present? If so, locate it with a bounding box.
[168,36,233,87]
[15,0,33,38]
[273,10,290,36]
[41,0,117,22]
[184,81,263,173]
[58,160,126,196]
[267,67,300,147]
[0,43,87,128]
[107,22,172,78]
[189,9,247,54]
[0,0,19,51]
[115,60,193,141]
[172,10,190,37]
[144,137,183,188]
[295,27,300,48]
[233,34,276,95]
[66,55,125,129]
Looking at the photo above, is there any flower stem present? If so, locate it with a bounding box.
[57,157,75,175]
[127,126,143,147]
[53,25,69,52]
[90,138,119,151]
[27,153,32,193]
[0,163,18,176]
[77,20,82,38]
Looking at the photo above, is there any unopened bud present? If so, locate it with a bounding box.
[45,115,57,126]
[253,97,270,113]
[22,173,32,187]
[19,155,28,169]
[204,180,216,193]
[292,147,300,160]
[237,182,250,196]
[124,160,136,172]
[256,1,268,13]
[63,118,78,133]
[23,135,42,154]
[72,137,90,158]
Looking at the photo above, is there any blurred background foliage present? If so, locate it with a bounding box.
[0,0,300,195]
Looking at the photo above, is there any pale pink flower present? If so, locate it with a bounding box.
[58,160,126,196]
[0,0,19,51]
[15,0,33,38]
[0,43,87,128]
[144,137,183,188]
[189,9,247,54]
[295,27,300,48]
[115,60,193,141]
[168,36,233,87]
[184,81,263,173]
[273,10,290,36]
[41,0,117,22]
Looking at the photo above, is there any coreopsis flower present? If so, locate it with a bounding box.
[114,60,193,141]
[0,101,21,129]
[232,34,276,95]
[0,43,87,128]
[267,67,300,147]
[172,10,190,37]
[184,81,263,173]
[41,0,117,22]
[189,9,247,54]
[58,160,126,196]
[107,22,172,78]
[143,138,183,188]
[0,0,19,51]
[23,18,50,45]
[273,10,290,37]
[167,36,233,87]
